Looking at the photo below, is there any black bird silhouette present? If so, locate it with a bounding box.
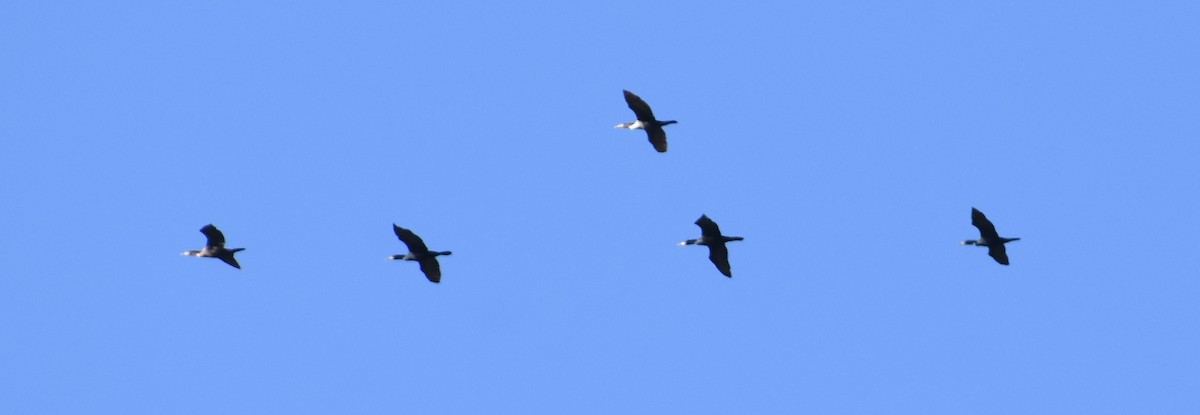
[962,208,1020,265]
[181,224,245,269]
[680,215,743,277]
[389,224,453,283]
[615,90,677,153]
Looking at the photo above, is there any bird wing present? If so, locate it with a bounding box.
[200,224,226,249]
[393,224,430,253]
[707,243,733,277]
[971,208,1000,240]
[645,126,668,153]
[623,90,657,122]
[987,244,1010,265]
[694,215,723,238]
[418,258,442,283]
[217,252,242,269]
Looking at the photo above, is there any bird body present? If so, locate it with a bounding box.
[389,224,451,283]
[681,235,745,246]
[182,224,245,269]
[389,251,454,262]
[616,90,675,153]
[615,120,678,130]
[962,208,1020,265]
[680,215,743,277]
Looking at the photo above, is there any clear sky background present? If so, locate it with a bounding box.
[2,1,1198,413]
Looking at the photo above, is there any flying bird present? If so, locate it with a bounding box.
[962,208,1021,265]
[680,215,744,277]
[388,224,453,283]
[181,224,245,269]
[615,89,677,153]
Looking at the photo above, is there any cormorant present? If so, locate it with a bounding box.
[615,89,676,153]
[389,224,452,283]
[181,224,245,269]
[680,215,743,277]
[962,208,1020,265]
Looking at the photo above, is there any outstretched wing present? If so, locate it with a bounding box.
[971,208,1000,240]
[200,224,226,249]
[393,224,430,253]
[623,90,657,122]
[987,244,1010,265]
[418,258,442,283]
[217,253,242,269]
[645,126,668,153]
[694,215,723,238]
[707,243,732,277]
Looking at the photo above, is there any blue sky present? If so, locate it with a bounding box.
[2,1,1198,413]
